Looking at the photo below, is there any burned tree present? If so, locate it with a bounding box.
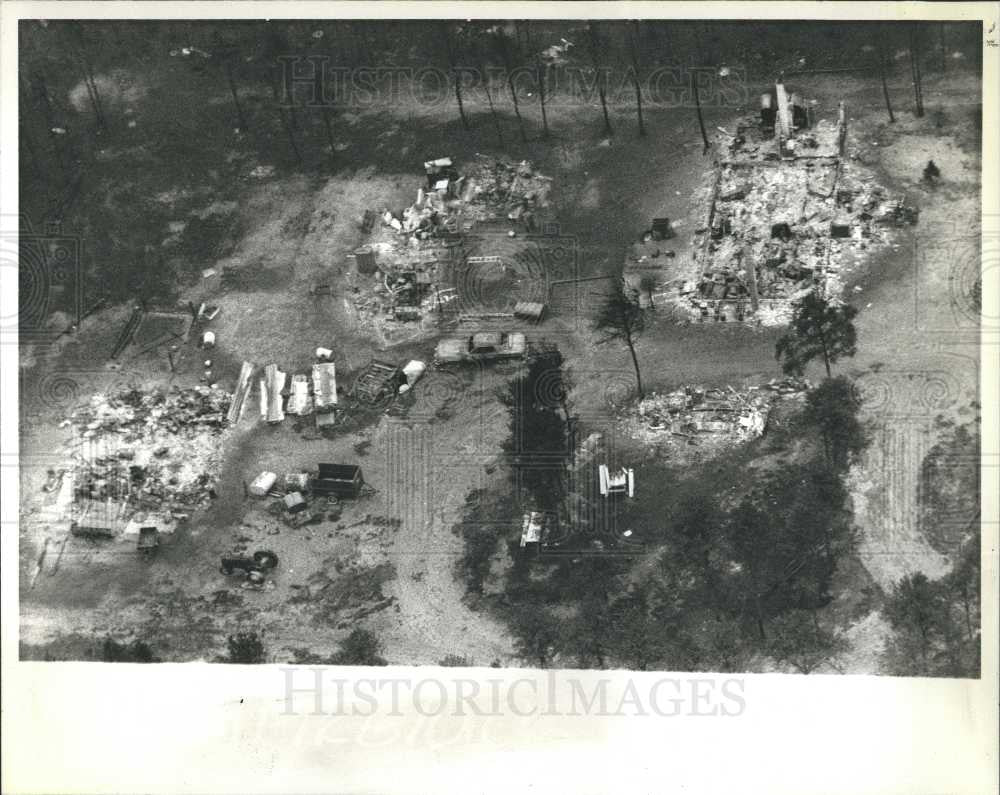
[595,282,646,398]
[638,273,658,309]
[441,23,470,131]
[628,21,647,137]
[877,27,896,123]
[692,25,711,154]
[587,21,614,137]
[494,25,527,144]
[775,293,858,378]
[909,23,925,118]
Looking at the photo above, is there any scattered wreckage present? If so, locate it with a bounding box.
[632,79,919,325]
[349,154,554,339]
[220,550,279,584]
[621,379,810,454]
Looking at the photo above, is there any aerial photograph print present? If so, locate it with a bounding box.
[17,16,987,678]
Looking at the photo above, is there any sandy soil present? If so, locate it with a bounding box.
[19,63,982,672]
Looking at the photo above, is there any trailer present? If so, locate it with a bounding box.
[312,463,366,499]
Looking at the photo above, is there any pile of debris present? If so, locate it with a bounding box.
[378,155,551,241]
[657,88,918,326]
[248,464,372,528]
[351,155,553,335]
[463,155,553,222]
[621,379,810,452]
[62,386,232,520]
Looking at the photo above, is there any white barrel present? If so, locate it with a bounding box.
[248,471,276,497]
[202,331,216,347]
[402,360,426,386]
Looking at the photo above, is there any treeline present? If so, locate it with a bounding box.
[18,20,976,315]
[882,532,981,677]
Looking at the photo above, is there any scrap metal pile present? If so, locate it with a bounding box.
[63,386,232,520]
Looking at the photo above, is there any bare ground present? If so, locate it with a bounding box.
[19,65,982,672]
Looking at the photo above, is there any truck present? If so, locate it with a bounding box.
[434,331,527,365]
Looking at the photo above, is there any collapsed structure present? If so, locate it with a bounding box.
[629,79,919,325]
[61,386,232,539]
[348,155,553,341]
[621,379,809,455]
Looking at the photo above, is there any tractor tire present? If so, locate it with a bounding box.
[253,550,279,570]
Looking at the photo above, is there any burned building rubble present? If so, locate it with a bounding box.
[349,155,553,339]
[60,386,233,539]
[621,378,810,457]
[629,80,919,325]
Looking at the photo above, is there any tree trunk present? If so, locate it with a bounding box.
[497,33,527,143]
[878,34,896,123]
[588,22,613,136]
[507,70,527,143]
[817,324,832,377]
[693,71,710,153]
[691,24,712,153]
[271,83,302,166]
[625,333,644,397]
[73,25,106,130]
[20,121,42,177]
[80,62,105,130]
[225,61,250,131]
[441,24,470,130]
[630,22,646,137]
[322,105,336,160]
[536,60,550,140]
[482,68,504,146]
[909,26,925,117]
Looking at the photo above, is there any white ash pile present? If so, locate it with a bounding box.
[63,386,232,512]
[622,379,810,453]
[674,159,918,326]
